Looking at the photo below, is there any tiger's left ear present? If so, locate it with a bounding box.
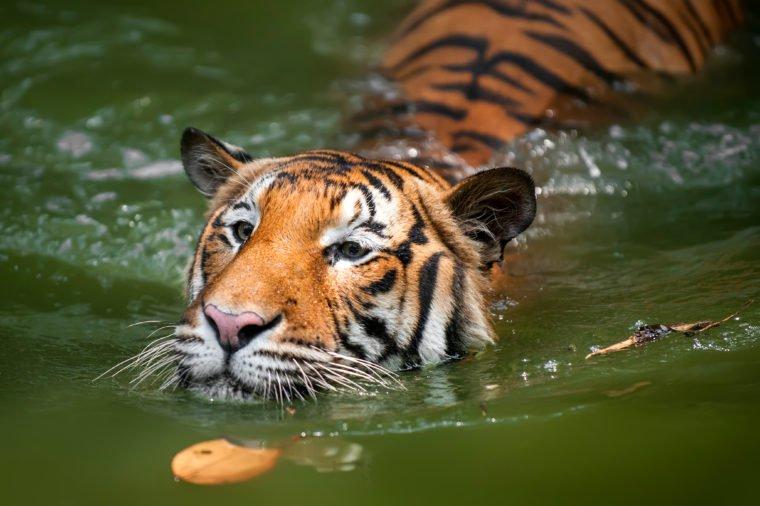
[180,127,253,198]
[445,167,536,265]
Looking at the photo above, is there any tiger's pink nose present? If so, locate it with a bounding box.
[203,304,265,353]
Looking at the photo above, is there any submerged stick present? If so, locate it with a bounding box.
[585,300,753,360]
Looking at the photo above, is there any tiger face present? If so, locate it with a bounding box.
[172,127,535,401]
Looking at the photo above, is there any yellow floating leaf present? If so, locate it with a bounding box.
[171,438,281,485]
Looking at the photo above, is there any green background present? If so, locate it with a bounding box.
[1,1,759,504]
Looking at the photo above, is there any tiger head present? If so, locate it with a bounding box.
[172,127,535,401]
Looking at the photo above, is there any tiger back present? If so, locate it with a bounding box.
[357,0,743,168]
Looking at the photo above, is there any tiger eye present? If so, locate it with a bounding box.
[339,241,366,259]
[232,221,254,243]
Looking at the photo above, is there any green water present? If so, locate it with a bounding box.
[1,1,759,504]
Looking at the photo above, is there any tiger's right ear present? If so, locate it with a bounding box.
[180,127,253,197]
[445,167,536,266]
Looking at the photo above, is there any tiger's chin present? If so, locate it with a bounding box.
[183,373,313,403]
[176,353,323,403]
[185,374,259,402]
[172,339,405,404]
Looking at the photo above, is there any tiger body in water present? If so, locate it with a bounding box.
[159,0,742,401]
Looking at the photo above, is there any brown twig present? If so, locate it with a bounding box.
[585,300,753,360]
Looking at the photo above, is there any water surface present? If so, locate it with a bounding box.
[1,1,759,504]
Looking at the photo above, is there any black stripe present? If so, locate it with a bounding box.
[391,34,535,96]
[431,82,519,108]
[437,58,537,96]
[452,130,506,151]
[393,63,436,81]
[356,314,396,353]
[358,219,389,238]
[683,0,715,45]
[409,100,468,120]
[388,203,429,267]
[679,11,708,60]
[534,0,571,14]
[359,161,406,190]
[355,183,377,217]
[405,157,461,170]
[409,205,429,245]
[480,66,535,95]
[417,194,464,259]
[199,248,211,286]
[361,169,392,200]
[346,299,397,358]
[355,255,387,269]
[451,142,479,154]
[390,242,413,266]
[327,298,367,360]
[284,153,347,167]
[231,201,250,210]
[214,233,231,247]
[382,160,437,185]
[487,51,592,103]
[405,252,444,364]
[354,99,467,121]
[618,0,697,72]
[718,0,739,27]
[362,269,398,295]
[344,297,392,359]
[387,34,487,74]
[579,6,650,69]
[525,31,621,85]
[444,261,466,358]
[711,0,732,30]
[396,0,565,41]
[355,124,428,142]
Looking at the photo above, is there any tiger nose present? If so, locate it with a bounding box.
[203,304,265,353]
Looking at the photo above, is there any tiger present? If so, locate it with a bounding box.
[164,0,741,401]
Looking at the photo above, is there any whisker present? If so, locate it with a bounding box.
[284,374,304,402]
[143,324,178,340]
[131,356,177,388]
[317,365,368,393]
[304,362,338,392]
[293,359,318,401]
[92,337,175,382]
[274,372,283,405]
[158,371,180,391]
[327,361,391,387]
[127,319,166,328]
[320,348,405,389]
[278,372,292,404]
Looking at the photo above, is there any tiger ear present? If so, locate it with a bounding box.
[180,127,253,197]
[445,167,536,265]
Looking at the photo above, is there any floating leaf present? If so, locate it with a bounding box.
[171,435,365,485]
[171,438,281,485]
[585,300,752,359]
